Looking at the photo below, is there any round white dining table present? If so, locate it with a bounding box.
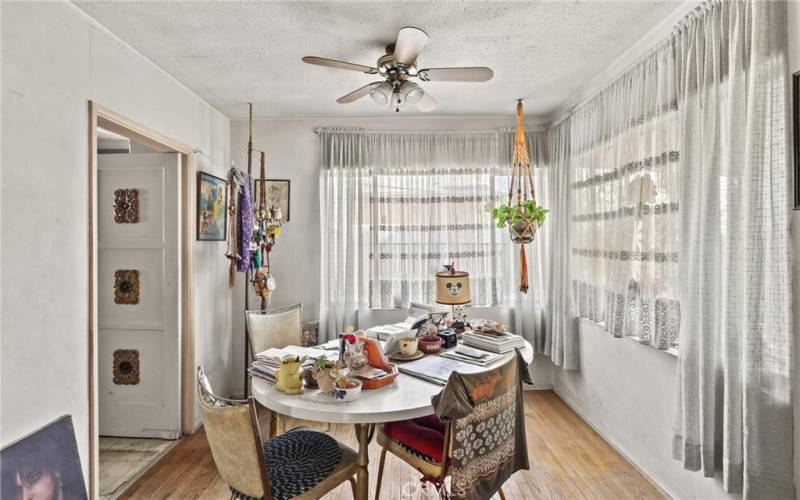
[251,340,533,500]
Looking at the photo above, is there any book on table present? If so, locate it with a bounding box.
[462,331,526,353]
[439,345,505,366]
[365,302,433,341]
[397,355,483,385]
[249,346,337,383]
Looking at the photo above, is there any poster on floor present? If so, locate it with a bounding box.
[0,415,88,500]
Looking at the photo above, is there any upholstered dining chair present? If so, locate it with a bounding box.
[198,366,358,500]
[374,351,532,500]
[246,303,303,358]
[246,304,304,436]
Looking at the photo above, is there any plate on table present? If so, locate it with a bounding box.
[388,350,425,362]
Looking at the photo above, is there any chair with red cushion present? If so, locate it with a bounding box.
[375,355,525,500]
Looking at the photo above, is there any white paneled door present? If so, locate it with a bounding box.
[98,153,181,439]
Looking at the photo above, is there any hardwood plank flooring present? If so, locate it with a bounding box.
[120,391,664,499]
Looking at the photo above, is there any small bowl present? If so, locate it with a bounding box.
[418,335,444,354]
[333,377,362,402]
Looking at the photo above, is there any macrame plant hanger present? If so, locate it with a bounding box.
[508,99,537,294]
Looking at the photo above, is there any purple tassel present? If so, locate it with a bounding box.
[236,174,254,273]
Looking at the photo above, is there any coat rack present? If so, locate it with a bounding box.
[226,103,285,395]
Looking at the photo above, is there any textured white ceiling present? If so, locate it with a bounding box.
[75,1,683,119]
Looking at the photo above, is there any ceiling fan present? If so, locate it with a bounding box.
[302,27,494,113]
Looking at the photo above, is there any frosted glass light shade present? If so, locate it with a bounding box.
[369,82,393,105]
[400,81,424,105]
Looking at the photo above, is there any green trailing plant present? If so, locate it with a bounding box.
[492,200,549,229]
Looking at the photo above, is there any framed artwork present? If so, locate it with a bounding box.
[1,415,88,500]
[794,71,800,209]
[253,178,291,221]
[196,171,227,240]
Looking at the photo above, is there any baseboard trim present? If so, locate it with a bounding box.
[524,383,553,391]
[551,386,676,500]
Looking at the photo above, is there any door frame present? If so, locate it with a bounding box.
[88,101,196,497]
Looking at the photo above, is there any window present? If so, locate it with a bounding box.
[368,166,510,308]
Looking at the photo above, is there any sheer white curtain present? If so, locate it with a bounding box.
[318,129,369,342]
[544,118,579,369]
[570,42,681,350]
[365,131,510,309]
[672,1,793,496]
[319,129,514,341]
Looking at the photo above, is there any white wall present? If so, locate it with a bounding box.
[553,323,730,499]
[553,4,800,500]
[0,0,233,484]
[228,116,554,396]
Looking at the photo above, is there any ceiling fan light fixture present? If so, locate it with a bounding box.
[369,81,393,105]
[400,81,424,105]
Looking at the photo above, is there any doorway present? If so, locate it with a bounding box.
[88,103,196,499]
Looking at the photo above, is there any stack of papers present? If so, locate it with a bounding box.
[440,345,505,366]
[397,356,482,386]
[462,331,526,353]
[248,346,337,383]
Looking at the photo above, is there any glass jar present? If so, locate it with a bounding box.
[346,340,368,372]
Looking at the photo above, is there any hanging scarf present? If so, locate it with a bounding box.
[225,167,244,287]
[236,173,253,273]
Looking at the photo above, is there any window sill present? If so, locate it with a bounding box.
[627,336,679,358]
[578,318,679,358]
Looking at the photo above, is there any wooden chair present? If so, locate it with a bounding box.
[375,354,527,500]
[198,366,358,500]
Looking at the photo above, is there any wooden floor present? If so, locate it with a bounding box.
[120,391,664,499]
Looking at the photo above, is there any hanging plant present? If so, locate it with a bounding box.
[492,200,548,244]
[493,100,548,293]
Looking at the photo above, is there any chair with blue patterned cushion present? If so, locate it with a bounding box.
[198,366,358,500]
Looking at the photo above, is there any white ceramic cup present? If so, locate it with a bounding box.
[399,337,419,356]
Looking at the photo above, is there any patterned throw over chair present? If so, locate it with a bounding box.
[375,350,533,500]
[197,367,358,500]
[246,303,303,357]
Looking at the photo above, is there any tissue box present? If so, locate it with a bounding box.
[437,329,458,349]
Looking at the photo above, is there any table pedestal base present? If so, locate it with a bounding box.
[354,423,375,500]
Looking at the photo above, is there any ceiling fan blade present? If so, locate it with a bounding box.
[302,56,378,74]
[393,27,428,66]
[336,82,382,104]
[417,67,494,82]
[416,91,438,112]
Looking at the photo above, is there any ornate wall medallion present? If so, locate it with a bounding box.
[114,188,140,223]
[113,349,140,385]
[114,270,140,305]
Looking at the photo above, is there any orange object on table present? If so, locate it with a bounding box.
[356,336,399,389]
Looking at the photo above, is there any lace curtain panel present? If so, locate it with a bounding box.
[671,0,793,497]
[366,131,509,309]
[570,42,681,350]
[319,129,518,341]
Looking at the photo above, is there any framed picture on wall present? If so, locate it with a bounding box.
[794,71,800,209]
[196,171,228,241]
[0,415,88,500]
[253,179,291,222]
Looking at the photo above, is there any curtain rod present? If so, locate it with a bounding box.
[313,126,546,135]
